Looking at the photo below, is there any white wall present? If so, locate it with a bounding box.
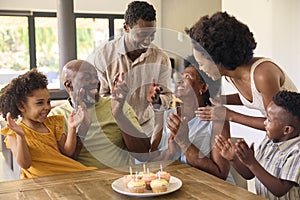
[161,0,221,31]
[159,0,221,72]
[222,0,300,88]
[272,0,300,88]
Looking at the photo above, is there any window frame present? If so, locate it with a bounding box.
[0,10,124,100]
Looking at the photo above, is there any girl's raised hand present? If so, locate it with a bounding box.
[6,112,24,136]
[68,105,86,129]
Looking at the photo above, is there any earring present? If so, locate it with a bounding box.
[199,91,202,95]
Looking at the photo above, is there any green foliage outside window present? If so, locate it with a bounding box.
[0,27,29,71]
[76,28,94,59]
[35,27,59,71]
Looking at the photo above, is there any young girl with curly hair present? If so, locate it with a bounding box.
[0,69,94,179]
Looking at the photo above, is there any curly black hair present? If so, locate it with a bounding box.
[187,11,257,70]
[0,69,48,120]
[272,90,300,121]
[124,1,156,27]
[183,55,221,106]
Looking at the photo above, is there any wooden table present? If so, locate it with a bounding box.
[0,161,266,199]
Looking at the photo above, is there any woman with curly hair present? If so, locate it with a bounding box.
[0,69,95,179]
[187,11,297,131]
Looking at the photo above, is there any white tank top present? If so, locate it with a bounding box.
[226,58,298,117]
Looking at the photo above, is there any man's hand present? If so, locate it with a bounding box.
[147,78,162,106]
[111,72,128,115]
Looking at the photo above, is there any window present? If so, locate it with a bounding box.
[35,16,59,89]
[114,18,124,38]
[75,13,124,58]
[0,16,29,89]
[76,18,109,60]
[0,11,124,98]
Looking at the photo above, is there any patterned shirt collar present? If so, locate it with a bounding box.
[267,135,300,152]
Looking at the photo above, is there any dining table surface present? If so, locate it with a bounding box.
[0,160,267,200]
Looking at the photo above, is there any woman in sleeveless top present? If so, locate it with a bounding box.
[186,11,297,131]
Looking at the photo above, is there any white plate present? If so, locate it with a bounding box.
[111,176,182,197]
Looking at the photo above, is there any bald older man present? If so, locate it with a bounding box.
[50,60,150,168]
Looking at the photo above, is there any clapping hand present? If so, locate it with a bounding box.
[166,113,181,141]
[111,72,128,115]
[147,78,162,107]
[112,72,128,103]
[69,104,86,129]
[165,113,185,158]
[214,135,237,161]
[235,139,255,167]
[71,88,91,137]
[172,116,190,151]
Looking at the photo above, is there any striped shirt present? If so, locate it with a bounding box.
[255,135,300,200]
